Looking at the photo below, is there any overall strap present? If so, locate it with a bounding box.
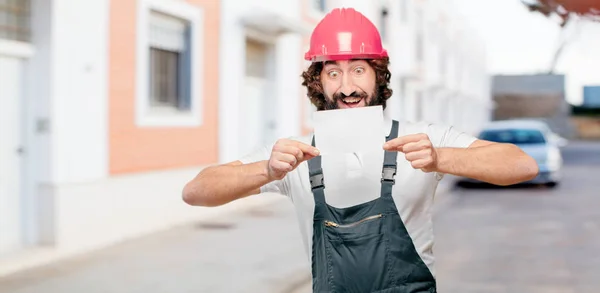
[308,136,326,205]
[381,120,399,198]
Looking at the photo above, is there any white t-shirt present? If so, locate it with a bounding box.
[239,117,477,278]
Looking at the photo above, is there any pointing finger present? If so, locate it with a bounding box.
[401,140,431,153]
[286,140,320,157]
[383,134,429,150]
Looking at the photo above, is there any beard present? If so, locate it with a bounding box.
[320,86,385,111]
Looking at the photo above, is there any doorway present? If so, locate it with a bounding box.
[0,55,25,255]
[239,37,277,156]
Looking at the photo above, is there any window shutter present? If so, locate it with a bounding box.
[149,11,188,52]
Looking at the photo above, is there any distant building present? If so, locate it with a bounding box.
[583,85,600,108]
[491,74,574,137]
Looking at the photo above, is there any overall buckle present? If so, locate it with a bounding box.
[310,173,325,190]
[381,166,396,184]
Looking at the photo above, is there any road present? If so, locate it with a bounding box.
[0,141,598,293]
[433,140,600,292]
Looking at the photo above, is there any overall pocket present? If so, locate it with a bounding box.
[323,214,394,292]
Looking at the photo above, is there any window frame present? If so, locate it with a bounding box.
[0,38,34,58]
[380,7,389,43]
[308,0,327,21]
[135,0,204,127]
[0,0,32,43]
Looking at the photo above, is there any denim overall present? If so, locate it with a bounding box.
[308,120,437,293]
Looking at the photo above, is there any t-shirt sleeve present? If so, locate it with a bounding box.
[238,144,289,196]
[427,123,479,180]
[427,123,478,149]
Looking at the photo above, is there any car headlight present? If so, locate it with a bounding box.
[545,148,562,171]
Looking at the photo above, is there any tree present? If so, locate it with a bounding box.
[522,0,600,27]
[521,0,600,73]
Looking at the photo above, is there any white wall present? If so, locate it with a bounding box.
[274,33,303,139]
[218,2,245,164]
[49,0,109,184]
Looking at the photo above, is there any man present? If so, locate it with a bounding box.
[183,7,538,293]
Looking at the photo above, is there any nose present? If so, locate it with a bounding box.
[340,74,356,96]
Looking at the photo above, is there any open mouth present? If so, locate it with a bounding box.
[341,97,363,105]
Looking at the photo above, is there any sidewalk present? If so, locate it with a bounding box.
[0,179,457,293]
[0,192,310,293]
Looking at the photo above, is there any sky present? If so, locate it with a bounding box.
[452,0,600,105]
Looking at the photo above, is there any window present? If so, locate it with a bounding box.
[415,91,423,121]
[479,129,547,145]
[415,32,423,61]
[415,10,424,62]
[309,0,327,19]
[439,49,446,79]
[304,97,317,129]
[380,8,388,42]
[400,0,408,23]
[148,11,191,111]
[0,0,31,42]
[136,0,203,127]
[312,0,326,13]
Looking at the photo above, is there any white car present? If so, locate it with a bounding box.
[458,119,567,187]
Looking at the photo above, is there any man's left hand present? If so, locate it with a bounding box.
[383,133,438,173]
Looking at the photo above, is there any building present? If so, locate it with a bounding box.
[583,85,600,108]
[491,74,575,137]
[0,0,491,276]
[0,0,224,275]
[492,74,568,120]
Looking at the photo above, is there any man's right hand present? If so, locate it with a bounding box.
[267,139,320,181]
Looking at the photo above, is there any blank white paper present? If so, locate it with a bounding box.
[311,106,387,207]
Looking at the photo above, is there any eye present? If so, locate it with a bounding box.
[354,67,365,74]
[327,70,340,79]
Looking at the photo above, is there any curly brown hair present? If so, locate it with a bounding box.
[301,57,393,111]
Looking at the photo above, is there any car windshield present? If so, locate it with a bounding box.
[479,128,546,144]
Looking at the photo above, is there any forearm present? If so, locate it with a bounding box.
[436,143,539,186]
[182,160,272,207]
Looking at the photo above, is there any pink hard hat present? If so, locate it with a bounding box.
[304,7,388,62]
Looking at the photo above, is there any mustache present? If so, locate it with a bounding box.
[332,91,368,101]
